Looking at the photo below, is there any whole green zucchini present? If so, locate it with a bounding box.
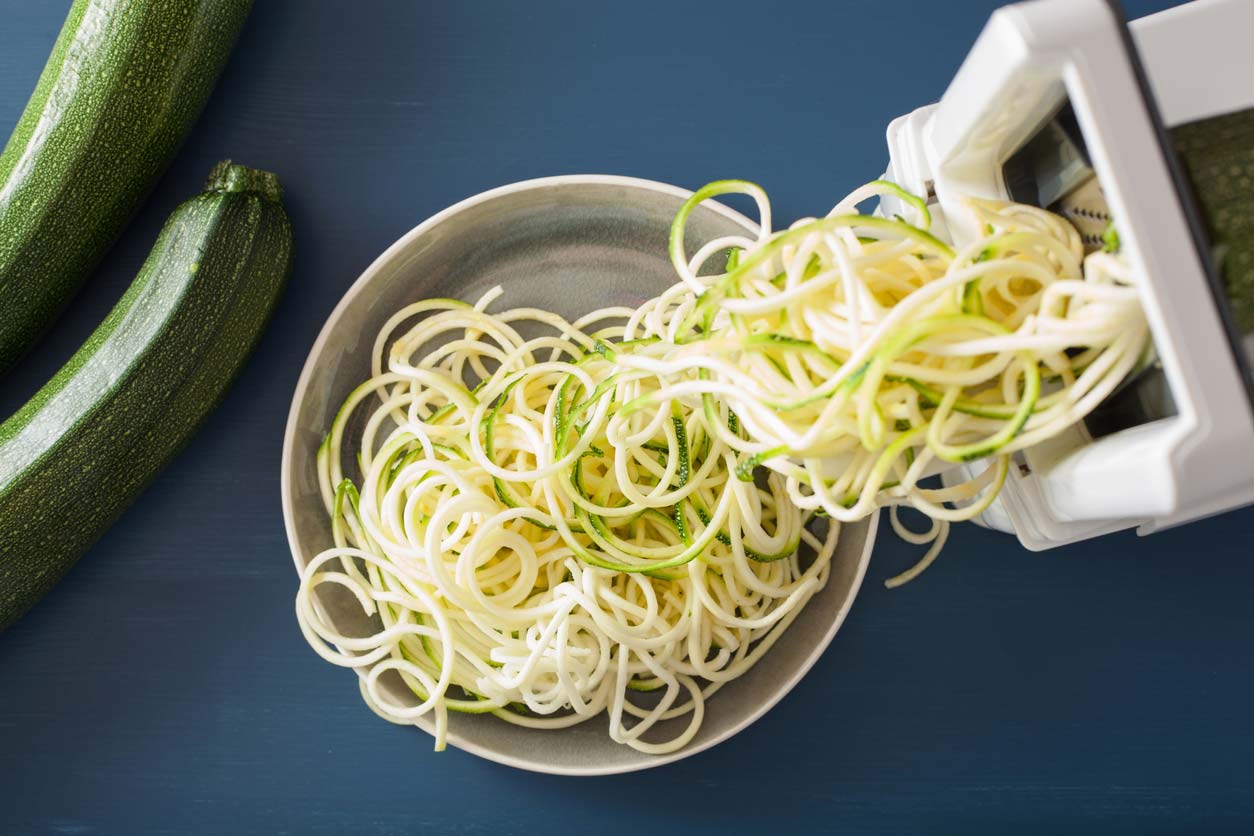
[0,161,292,630]
[0,0,253,374]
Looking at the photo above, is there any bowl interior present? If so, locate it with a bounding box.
[282,176,876,775]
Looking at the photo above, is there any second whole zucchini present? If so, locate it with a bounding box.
[0,161,292,631]
[0,0,253,374]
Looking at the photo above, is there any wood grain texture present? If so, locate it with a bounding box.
[1,1,1251,834]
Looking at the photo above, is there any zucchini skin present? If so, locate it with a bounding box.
[0,162,292,631]
[0,0,253,374]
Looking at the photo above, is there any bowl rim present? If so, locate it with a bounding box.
[280,173,878,776]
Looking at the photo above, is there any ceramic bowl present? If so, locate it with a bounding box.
[281,175,877,775]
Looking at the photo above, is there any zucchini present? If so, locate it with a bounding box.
[0,161,292,630]
[0,0,253,374]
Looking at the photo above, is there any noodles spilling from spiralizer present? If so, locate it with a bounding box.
[296,180,1147,753]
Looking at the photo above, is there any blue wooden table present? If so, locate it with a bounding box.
[2,1,1252,833]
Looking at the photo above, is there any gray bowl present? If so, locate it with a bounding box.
[280,175,877,775]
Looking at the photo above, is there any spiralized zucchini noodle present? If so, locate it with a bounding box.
[296,179,1147,754]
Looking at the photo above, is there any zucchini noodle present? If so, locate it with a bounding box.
[296,179,1146,754]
